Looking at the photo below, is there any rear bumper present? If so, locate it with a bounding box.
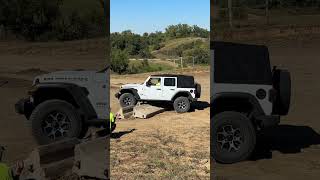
[256,115,280,128]
[15,98,33,115]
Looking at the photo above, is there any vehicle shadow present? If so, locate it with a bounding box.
[143,101,209,112]
[250,125,320,160]
[111,129,136,139]
[190,101,210,111]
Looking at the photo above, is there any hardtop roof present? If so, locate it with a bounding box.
[211,41,273,85]
[150,74,194,78]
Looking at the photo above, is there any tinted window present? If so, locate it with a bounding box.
[164,78,175,86]
[212,41,272,85]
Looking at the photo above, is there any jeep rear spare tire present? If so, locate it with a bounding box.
[119,93,136,107]
[273,69,291,115]
[173,96,190,113]
[30,99,82,145]
[212,111,256,164]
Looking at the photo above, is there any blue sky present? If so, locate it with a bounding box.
[111,0,210,34]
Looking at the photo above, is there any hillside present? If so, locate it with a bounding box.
[152,37,209,59]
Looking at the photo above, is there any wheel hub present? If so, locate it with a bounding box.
[178,101,186,109]
[42,111,71,140]
[124,97,131,105]
[217,125,243,152]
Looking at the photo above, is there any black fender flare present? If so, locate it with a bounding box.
[31,83,97,120]
[118,88,141,100]
[171,91,193,101]
[211,92,265,118]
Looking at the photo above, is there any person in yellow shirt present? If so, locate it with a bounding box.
[156,79,161,86]
[110,112,116,132]
[0,146,23,180]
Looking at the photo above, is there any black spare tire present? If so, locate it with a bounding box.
[195,83,201,98]
[272,69,291,115]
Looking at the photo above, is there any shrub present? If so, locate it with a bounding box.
[111,49,129,74]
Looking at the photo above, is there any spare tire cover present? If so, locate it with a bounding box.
[195,83,201,98]
[273,69,291,115]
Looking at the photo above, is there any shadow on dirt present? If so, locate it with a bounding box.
[190,101,210,111]
[251,125,320,160]
[111,129,136,139]
[146,101,210,112]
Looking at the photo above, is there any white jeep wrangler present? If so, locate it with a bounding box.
[115,74,201,113]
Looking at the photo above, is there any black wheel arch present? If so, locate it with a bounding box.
[211,92,265,119]
[171,91,193,101]
[30,83,97,121]
[119,88,140,100]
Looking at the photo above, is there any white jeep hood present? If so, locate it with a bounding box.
[33,70,107,85]
[121,83,142,89]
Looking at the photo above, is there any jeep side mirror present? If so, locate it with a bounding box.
[146,81,151,87]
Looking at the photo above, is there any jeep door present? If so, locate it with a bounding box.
[161,77,177,101]
[143,77,163,100]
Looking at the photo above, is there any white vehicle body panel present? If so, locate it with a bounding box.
[35,71,108,119]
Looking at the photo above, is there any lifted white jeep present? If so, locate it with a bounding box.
[115,74,201,113]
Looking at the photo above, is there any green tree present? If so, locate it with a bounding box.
[111,49,129,74]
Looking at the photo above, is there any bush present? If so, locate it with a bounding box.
[0,0,105,41]
[0,0,62,41]
[111,49,129,74]
[183,46,210,64]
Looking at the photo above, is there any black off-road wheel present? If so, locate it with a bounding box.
[212,111,256,164]
[29,99,82,145]
[173,96,190,113]
[119,93,136,107]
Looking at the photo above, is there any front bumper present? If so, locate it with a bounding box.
[115,92,121,98]
[15,98,33,115]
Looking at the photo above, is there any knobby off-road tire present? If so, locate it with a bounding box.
[212,111,256,164]
[30,99,82,145]
[173,96,190,113]
[119,93,137,107]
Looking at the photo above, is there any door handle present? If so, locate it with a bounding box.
[170,89,174,90]
[156,89,161,90]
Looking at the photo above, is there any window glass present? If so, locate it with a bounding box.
[164,78,175,86]
[148,78,161,86]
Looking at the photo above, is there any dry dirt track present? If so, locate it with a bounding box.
[214,36,320,180]
[110,69,211,179]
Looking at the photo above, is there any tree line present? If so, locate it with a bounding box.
[111,24,209,74]
[214,0,320,7]
[0,0,106,41]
